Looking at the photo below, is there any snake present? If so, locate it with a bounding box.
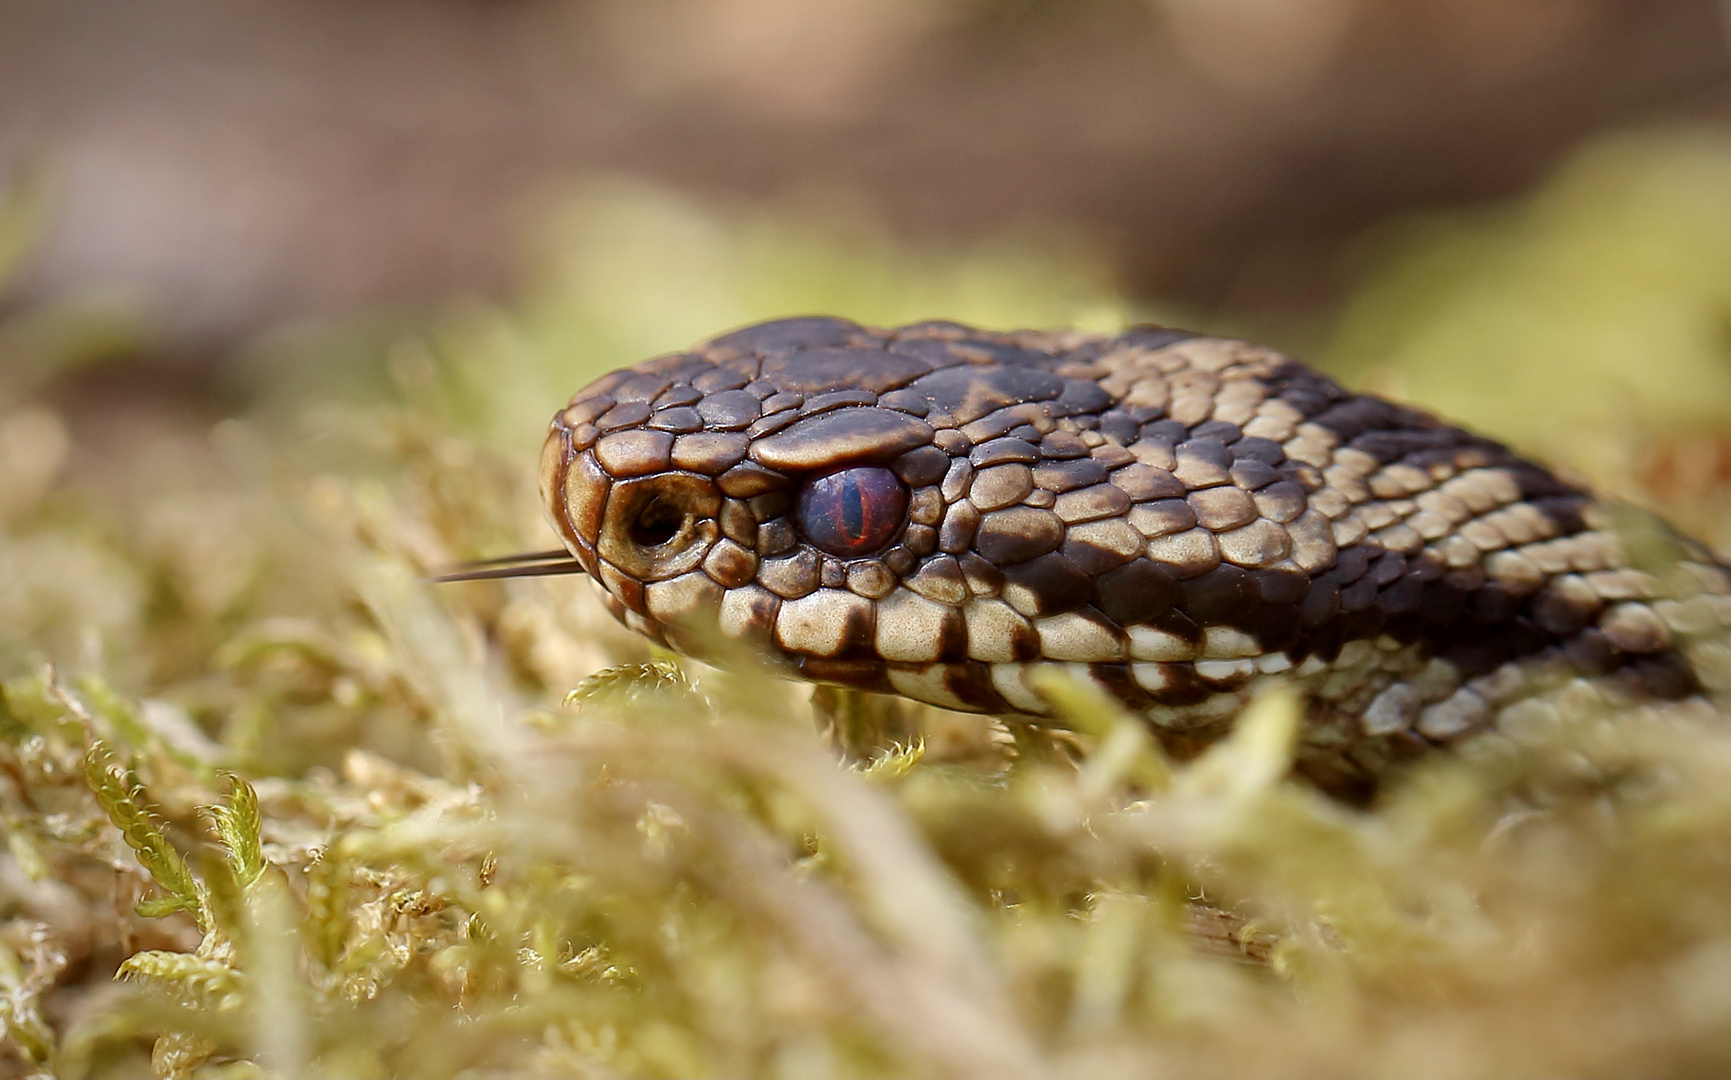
[445,316,1731,791]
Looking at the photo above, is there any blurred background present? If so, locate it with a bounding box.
[3,1,1727,327]
[1,0,1726,335]
[0,0,1727,575]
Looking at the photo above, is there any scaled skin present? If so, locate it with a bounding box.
[539,316,1731,789]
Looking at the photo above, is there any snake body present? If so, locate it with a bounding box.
[539,316,1731,786]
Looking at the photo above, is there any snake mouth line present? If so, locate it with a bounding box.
[428,549,589,582]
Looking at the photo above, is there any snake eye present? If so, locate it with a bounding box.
[797,466,908,557]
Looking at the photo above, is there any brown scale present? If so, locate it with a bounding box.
[449,315,1731,788]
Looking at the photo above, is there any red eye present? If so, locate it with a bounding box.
[796,467,908,557]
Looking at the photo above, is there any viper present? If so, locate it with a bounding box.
[441,316,1731,791]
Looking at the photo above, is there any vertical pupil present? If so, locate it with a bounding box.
[841,472,865,541]
[797,465,906,558]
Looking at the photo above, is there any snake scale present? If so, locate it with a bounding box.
[493,316,1729,789]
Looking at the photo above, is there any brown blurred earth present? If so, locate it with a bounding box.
[1,0,1726,354]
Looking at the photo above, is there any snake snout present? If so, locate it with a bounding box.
[537,404,741,656]
[541,425,722,584]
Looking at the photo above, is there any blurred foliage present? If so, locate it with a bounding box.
[378,178,1136,464]
[0,125,1726,1078]
[1326,125,1731,548]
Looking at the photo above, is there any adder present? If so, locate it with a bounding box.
[441,317,1731,792]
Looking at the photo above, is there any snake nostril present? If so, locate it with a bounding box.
[629,498,686,549]
[595,473,722,582]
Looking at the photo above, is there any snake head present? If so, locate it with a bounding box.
[540,317,950,676]
[537,314,1224,711]
[536,312,1712,748]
